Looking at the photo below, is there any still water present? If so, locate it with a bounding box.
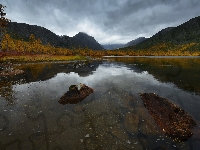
[0,57,200,149]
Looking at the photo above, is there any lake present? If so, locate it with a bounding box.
[0,57,200,149]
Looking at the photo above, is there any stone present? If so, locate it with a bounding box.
[139,93,197,141]
[58,84,94,105]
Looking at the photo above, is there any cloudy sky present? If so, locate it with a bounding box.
[1,0,200,44]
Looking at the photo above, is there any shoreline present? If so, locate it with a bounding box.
[103,55,200,58]
[0,55,87,62]
[1,54,200,63]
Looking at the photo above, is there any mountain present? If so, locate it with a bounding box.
[133,16,200,49]
[6,22,104,50]
[72,32,104,50]
[102,44,125,50]
[124,37,147,47]
[7,22,68,47]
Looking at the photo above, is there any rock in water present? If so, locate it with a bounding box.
[139,93,196,142]
[58,84,94,104]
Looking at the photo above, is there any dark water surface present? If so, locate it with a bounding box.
[0,57,200,150]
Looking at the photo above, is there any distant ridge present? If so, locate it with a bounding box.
[124,37,147,47]
[102,37,147,50]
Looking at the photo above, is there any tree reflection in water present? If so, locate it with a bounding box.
[0,80,17,106]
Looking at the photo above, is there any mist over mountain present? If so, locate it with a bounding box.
[102,37,147,50]
[102,44,125,50]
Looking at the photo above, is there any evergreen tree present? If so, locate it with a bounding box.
[0,4,11,51]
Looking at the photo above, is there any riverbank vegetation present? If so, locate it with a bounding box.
[0,33,200,62]
[0,54,86,62]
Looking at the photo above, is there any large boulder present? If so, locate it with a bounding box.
[58,84,94,104]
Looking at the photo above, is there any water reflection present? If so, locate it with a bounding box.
[0,59,200,149]
[111,57,200,94]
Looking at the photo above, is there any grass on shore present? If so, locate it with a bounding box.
[0,55,87,62]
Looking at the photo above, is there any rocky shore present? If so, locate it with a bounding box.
[0,62,24,76]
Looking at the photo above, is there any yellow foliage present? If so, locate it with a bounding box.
[1,33,200,57]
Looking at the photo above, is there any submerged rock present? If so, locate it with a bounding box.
[111,127,129,141]
[124,113,139,134]
[58,84,94,104]
[139,93,197,142]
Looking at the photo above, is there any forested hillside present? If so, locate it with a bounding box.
[1,16,200,57]
[6,22,104,50]
[120,16,200,55]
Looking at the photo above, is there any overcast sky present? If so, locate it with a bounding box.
[1,0,200,44]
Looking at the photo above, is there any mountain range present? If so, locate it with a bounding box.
[6,22,104,50]
[6,22,148,50]
[5,16,200,51]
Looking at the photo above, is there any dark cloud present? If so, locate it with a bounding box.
[1,0,200,44]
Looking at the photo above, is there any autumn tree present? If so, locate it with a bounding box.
[1,33,15,51]
[0,4,11,51]
[15,39,24,52]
